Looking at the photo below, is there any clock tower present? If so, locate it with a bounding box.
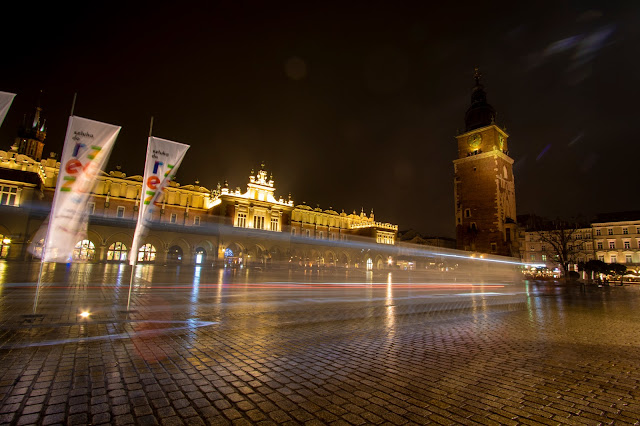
[453,69,518,257]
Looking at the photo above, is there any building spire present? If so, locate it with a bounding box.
[464,67,496,132]
[473,67,482,86]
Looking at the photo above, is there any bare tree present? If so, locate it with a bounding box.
[528,217,579,280]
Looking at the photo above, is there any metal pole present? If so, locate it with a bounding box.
[33,92,79,314]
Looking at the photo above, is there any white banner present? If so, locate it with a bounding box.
[40,116,121,262]
[0,91,16,127]
[130,136,189,265]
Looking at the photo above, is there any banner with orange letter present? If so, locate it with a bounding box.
[40,116,121,262]
[0,91,16,127]
[130,137,189,265]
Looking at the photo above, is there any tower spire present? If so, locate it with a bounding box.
[464,67,496,132]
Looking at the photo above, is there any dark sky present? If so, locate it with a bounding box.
[2,1,638,237]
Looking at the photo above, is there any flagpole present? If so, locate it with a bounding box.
[33,92,78,315]
[127,116,153,311]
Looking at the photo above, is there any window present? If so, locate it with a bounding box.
[490,243,497,252]
[253,216,265,229]
[137,243,156,262]
[291,228,297,236]
[624,241,631,249]
[575,233,581,240]
[610,255,617,263]
[0,185,18,206]
[541,245,546,252]
[116,206,125,218]
[73,240,95,261]
[608,228,614,235]
[87,202,95,215]
[637,227,640,234]
[609,241,615,249]
[194,216,200,226]
[598,255,604,262]
[464,208,471,218]
[623,228,629,235]
[596,229,601,236]
[271,218,278,231]
[170,213,177,223]
[597,242,603,250]
[541,254,547,261]
[318,231,323,239]
[626,255,633,264]
[0,234,10,258]
[237,213,246,227]
[305,229,310,237]
[530,254,536,261]
[107,242,128,262]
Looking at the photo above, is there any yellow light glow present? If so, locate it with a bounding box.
[79,311,90,318]
[2,238,10,245]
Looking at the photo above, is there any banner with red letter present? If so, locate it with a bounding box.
[0,91,16,127]
[130,137,189,265]
[39,116,121,262]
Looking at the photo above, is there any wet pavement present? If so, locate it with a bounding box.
[1,262,640,425]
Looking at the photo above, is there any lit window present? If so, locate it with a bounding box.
[117,206,125,218]
[530,254,536,261]
[73,240,95,261]
[138,243,156,262]
[254,216,265,229]
[107,242,128,262]
[271,218,278,231]
[0,186,18,206]
[170,213,177,223]
[541,254,547,261]
[0,234,10,258]
[237,213,247,228]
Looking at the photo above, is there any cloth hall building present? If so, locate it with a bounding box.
[0,107,398,269]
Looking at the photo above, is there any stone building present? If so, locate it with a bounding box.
[0,100,398,268]
[518,212,640,276]
[453,69,518,257]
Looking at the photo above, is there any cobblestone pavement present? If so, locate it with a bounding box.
[1,262,640,425]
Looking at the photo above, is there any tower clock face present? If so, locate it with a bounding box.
[467,134,482,148]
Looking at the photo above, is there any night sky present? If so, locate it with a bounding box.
[2,1,638,237]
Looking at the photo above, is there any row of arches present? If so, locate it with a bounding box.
[71,240,209,265]
[222,242,387,270]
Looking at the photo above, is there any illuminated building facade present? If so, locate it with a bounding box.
[0,126,398,268]
[453,69,518,257]
[518,212,640,277]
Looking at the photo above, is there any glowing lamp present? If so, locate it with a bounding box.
[79,311,90,319]
[2,238,10,245]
